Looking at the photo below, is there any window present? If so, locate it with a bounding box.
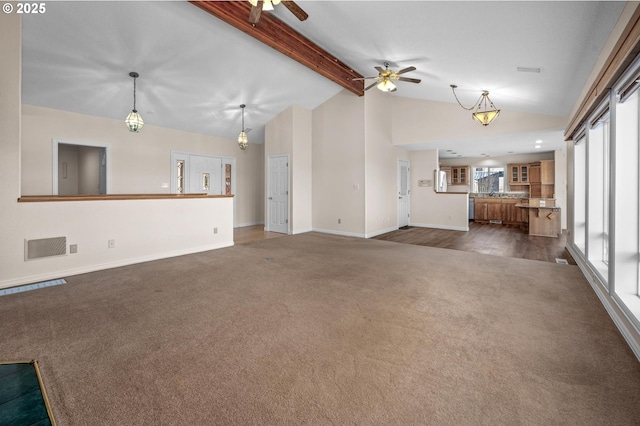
[587,106,610,280]
[472,167,504,193]
[573,134,586,256]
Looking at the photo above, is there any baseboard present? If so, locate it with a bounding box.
[567,244,640,362]
[234,222,264,228]
[0,241,234,290]
[365,226,399,238]
[312,228,365,238]
[409,222,469,232]
[292,228,313,235]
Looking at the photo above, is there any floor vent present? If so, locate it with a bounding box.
[24,236,66,261]
[0,279,67,297]
[555,258,569,265]
[489,220,503,225]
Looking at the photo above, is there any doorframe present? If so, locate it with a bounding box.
[397,159,411,228]
[52,138,111,195]
[266,154,290,234]
[171,150,237,227]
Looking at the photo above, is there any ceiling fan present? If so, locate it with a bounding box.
[354,62,421,92]
[248,0,308,24]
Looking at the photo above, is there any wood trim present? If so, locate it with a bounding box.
[17,194,234,202]
[189,1,364,96]
[565,4,640,139]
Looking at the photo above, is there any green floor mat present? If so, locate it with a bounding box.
[0,361,55,425]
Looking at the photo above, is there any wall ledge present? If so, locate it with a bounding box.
[18,193,234,202]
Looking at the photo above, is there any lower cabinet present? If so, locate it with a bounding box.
[473,198,527,224]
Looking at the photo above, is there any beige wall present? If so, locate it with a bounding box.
[265,105,313,234]
[312,90,366,236]
[291,105,313,234]
[21,105,264,227]
[391,96,567,146]
[364,89,410,236]
[409,150,469,230]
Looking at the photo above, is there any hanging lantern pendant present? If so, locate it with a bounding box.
[125,72,144,132]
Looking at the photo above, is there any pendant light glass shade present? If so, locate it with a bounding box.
[377,79,396,92]
[249,0,280,10]
[125,111,144,132]
[125,72,144,133]
[472,109,500,126]
[238,104,249,150]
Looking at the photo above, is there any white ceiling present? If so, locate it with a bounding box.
[21,1,626,158]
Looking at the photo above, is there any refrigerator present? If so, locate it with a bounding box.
[435,170,447,192]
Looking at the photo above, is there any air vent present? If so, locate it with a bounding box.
[517,66,542,73]
[24,236,66,261]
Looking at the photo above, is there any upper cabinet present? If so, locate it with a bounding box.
[508,163,529,184]
[451,166,469,185]
[528,160,554,184]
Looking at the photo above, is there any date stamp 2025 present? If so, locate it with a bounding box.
[3,2,46,14]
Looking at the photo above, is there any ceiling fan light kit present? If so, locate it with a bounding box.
[450,85,500,126]
[238,104,249,150]
[125,71,144,133]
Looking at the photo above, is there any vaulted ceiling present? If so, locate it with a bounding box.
[21,1,626,158]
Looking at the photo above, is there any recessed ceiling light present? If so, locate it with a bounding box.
[507,151,514,154]
[535,139,543,144]
[535,145,541,149]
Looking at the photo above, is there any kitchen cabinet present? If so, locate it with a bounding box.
[529,160,554,198]
[474,198,528,224]
[508,163,529,184]
[451,166,469,185]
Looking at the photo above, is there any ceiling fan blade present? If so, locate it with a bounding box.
[282,0,308,21]
[364,81,378,91]
[352,76,378,80]
[397,77,421,84]
[249,2,262,24]
[375,66,385,73]
[396,66,416,75]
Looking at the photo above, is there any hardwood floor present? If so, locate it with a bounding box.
[234,225,286,245]
[234,223,575,264]
[374,222,576,264]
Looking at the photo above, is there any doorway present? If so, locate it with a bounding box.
[398,159,410,228]
[52,139,109,195]
[267,155,289,234]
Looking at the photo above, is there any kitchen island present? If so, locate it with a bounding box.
[515,201,561,237]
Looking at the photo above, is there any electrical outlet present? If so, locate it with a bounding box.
[214,227,218,234]
[70,244,77,254]
[108,239,115,249]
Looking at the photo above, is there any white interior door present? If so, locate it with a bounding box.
[268,155,289,234]
[189,155,222,194]
[398,159,410,228]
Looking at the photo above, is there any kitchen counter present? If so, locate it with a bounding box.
[515,203,560,237]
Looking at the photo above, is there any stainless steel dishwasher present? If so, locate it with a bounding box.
[469,197,475,221]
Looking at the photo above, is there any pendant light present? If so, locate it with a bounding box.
[125,72,144,132]
[238,104,249,150]
[450,84,500,126]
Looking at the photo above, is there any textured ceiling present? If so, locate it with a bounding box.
[21,1,626,158]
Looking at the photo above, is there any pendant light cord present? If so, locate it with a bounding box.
[132,76,137,112]
[450,84,483,111]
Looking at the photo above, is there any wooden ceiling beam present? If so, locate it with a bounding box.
[189,1,365,96]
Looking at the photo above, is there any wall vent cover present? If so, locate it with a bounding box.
[24,237,67,261]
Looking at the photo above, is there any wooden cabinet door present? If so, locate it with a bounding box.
[474,201,488,221]
[520,164,529,182]
[486,200,503,221]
